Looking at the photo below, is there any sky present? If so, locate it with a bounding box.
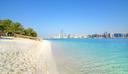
[0,0,128,37]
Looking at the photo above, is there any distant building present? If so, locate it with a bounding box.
[49,32,128,39]
[82,34,88,38]
[103,32,111,38]
[91,34,98,38]
[124,33,128,38]
[113,33,124,38]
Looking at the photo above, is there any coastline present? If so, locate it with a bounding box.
[0,37,58,74]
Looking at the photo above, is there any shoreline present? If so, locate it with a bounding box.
[0,35,41,41]
[0,38,58,74]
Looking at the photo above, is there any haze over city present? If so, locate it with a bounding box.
[0,0,128,37]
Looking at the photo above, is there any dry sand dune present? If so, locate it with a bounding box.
[0,38,58,74]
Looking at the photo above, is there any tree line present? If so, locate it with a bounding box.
[0,19,37,37]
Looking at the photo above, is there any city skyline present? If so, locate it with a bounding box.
[49,31,128,39]
[0,0,128,38]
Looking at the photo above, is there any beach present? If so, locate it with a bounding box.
[0,37,58,74]
[0,38,128,74]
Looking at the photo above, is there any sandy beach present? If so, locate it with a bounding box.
[0,37,58,74]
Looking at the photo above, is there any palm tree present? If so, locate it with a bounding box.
[0,19,38,37]
[24,28,37,37]
[12,22,24,34]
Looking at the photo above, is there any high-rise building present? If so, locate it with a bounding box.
[113,33,124,38]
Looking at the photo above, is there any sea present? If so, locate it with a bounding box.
[47,38,128,74]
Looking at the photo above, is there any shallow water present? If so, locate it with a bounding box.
[48,38,128,74]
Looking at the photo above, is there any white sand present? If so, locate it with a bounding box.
[0,38,59,74]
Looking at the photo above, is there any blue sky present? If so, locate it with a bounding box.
[0,0,128,37]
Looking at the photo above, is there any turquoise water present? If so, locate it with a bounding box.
[48,39,128,74]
